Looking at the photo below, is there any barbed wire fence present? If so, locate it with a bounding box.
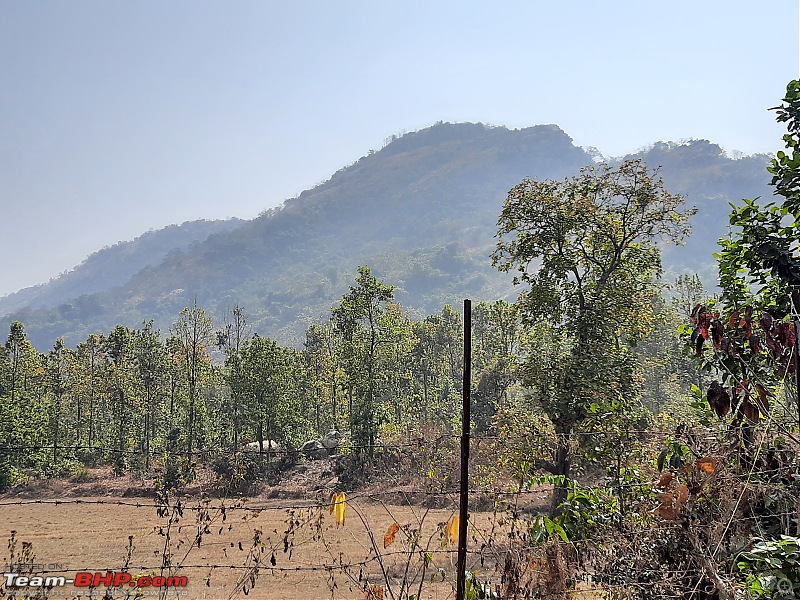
[0,420,798,600]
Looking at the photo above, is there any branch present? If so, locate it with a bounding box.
[687,530,734,600]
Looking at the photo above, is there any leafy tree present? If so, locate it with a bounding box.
[492,159,694,515]
[715,81,800,315]
[332,266,395,459]
[471,300,521,433]
[375,302,415,429]
[171,300,213,456]
[0,322,46,487]
[133,321,168,468]
[45,338,73,462]
[73,333,105,449]
[687,80,800,453]
[238,335,310,455]
[217,305,250,450]
[407,305,464,429]
[635,292,698,414]
[104,325,136,472]
[2,321,39,403]
[304,321,342,434]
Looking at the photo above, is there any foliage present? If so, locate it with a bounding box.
[716,81,800,315]
[0,124,773,351]
[332,266,398,457]
[493,158,694,515]
[737,536,800,598]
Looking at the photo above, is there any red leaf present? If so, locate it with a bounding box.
[711,320,724,348]
[707,382,730,418]
[729,312,740,329]
[741,399,759,424]
[691,327,705,355]
[755,384,771,413]
[691,304,705,325]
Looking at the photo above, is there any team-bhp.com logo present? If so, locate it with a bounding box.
[4,571,188,589]
[777,577,796,599]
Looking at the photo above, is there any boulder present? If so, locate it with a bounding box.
[243,440,281,453]
[300,439,327,460]
[320,430,342,453]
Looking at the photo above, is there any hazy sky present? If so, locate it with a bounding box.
[1,1,798,297]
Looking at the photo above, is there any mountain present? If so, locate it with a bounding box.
[0,219,243,318]
[2,122,773,349]
[622,140,774,280]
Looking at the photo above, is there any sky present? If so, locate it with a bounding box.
[1,1,798,298]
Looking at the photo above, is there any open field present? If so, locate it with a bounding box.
[0,467,554,600]
[2,497,463,599]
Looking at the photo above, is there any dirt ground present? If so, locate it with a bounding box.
[0,463,553,600]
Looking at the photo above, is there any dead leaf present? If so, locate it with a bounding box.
[653,506,679,520]
[675,484,689,506]
[657,472,674,489]
[446,515,459,545]
[711,320,724,348]
[755,384,772,413]
[656,492,674,506]
[741,399,760,424]
[383,523,400,548]
[330,493,346,527]
[707,382,731,418]
[696,458,715,474]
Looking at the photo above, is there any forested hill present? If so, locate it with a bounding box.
[0,218,243,319]
[2,122,773,349]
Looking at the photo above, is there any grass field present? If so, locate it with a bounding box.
[0,466,552,600]
[2,497,475,599]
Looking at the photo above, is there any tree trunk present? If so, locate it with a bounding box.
[549,434,571,517]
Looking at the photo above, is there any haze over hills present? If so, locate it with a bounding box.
[2,122,774,349]
[0,218,243,318]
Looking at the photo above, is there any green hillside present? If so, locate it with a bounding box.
[2,122,772,348]
[0,218,242,318]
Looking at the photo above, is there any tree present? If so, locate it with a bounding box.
[104,325,135,472]
[690,80,800,443]
[304,322,341,434]
[238,335,311,457]
[45,338,73,462]
[492,159,693,515]
[0,322,46,487]
[471,300,521,433]
[3,321,38,404]
[407,305,464,429]
[73,333,105,449]
[133,321,168,468]
[715,81,800,314]
[218,305,250,451]
[171,299,213,457]
[332,266,395,459]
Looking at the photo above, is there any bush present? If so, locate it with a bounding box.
[737,536,800,599]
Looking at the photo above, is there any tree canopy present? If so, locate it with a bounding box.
[493,159,694,514]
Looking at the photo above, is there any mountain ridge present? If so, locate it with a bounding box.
[2,122,773,349]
